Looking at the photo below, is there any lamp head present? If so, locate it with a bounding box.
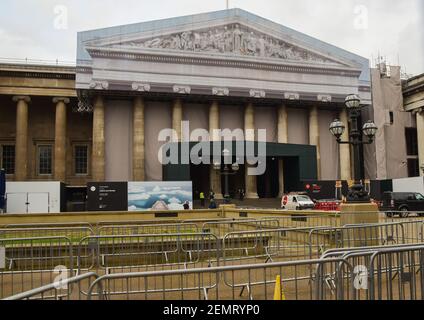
[329,119,346,139]
[362,120,378,139]
[345,94,361,109]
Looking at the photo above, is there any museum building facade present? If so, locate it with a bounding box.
[0,9,420,199]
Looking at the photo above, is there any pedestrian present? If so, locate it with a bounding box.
[199,191,205,207]
[239,189,245,201]
[209,199,217,209]
[183,201,190,210]
[209,190,215,201]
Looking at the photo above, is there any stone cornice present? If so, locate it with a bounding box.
[85,46,362,78]
[0,63,75,80]
[0,67,75,80]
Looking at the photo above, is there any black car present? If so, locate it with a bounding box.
[381,192,424,218]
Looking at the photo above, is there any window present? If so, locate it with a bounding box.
[389,112,394,125]
[416,194,424,201]
[38,145,53,175]
[405,128,419,177]
[405,128,418,156]
[74,145,88,175]
[407,159,419,178]
[1,145,15,175]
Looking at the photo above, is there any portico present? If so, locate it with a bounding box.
[75,8,371,198]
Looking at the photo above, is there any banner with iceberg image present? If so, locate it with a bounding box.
[128,181,193,211]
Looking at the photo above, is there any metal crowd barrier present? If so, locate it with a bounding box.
[96,219,180,227]
[201,219,280,238]
[85,257,350,300]
[9,243,424,300]
[3,272,100,300]
[3,222,93,229]
[1,217,424,300]
[77,233,220,274]
[320,243,424,300]
[0,226,95,243]
[309,222,406,257]
[222,227,317,266]
[84,243,424,301]
[262,214,341,228]
[0,236,74,299]
[97,223,199,236]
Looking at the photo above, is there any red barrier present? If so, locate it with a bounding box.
[314,200,341,211]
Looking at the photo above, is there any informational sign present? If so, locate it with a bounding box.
[0,247,5,269]
[87,182,128,211]
[128,181,193,211]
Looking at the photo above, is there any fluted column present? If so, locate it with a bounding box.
[309,106,321,179]
[417,109,424,177]
[53,97,69,182]
[13,96,30,181]
[172,98,183,142]
[278,104,288,196]
[92,96,105,181]
[209,101,223,199]
[133,97,145,181]
[339,108,352,180]
[245,102,259,199]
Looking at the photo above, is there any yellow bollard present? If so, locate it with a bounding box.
[274,275,286,300]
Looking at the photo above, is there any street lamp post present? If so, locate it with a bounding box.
[329,94,378,203]
[213,149,239,203]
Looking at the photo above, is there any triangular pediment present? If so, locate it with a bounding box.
[85,22,356,68]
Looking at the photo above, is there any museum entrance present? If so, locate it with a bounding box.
[165,141,317,200]
[257,157,280,198]
[190,163,210,200]
[255,156,302,198]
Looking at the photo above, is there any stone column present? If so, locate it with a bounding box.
[172,98,183,142]
[13,96,30,181]
[278,104,288,196]
[245,102,259,199]
[53,97,69,182]
[92,96,105,181]
[339,108,352,181]
[309,106,321,179]
[133,97,145,181]
[417,109,424,177]
[209,101,223,199]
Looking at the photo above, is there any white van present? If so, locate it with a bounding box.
[281,194,315,210]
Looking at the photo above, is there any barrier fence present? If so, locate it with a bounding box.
[1,215,424,300]
[77,233,220,274]
[6,244,424,300]
[319,244,424,300]
[3,272,99,300]
[85,257,350,300]
[83,243,424,301]
[0,236,73,299]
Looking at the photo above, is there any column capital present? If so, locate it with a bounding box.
[53,97,70,104]
[12,96,31,103]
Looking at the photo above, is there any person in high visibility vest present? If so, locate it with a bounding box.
[199,191,205,207]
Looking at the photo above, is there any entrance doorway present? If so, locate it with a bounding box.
[257,157,280,198]
[190,164,210,200]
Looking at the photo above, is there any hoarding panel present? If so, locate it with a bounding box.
[128,181,193,211]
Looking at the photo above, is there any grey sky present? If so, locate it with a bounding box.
[0,0,423,75]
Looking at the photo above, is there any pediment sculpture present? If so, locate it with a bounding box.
[117,24,335,64]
